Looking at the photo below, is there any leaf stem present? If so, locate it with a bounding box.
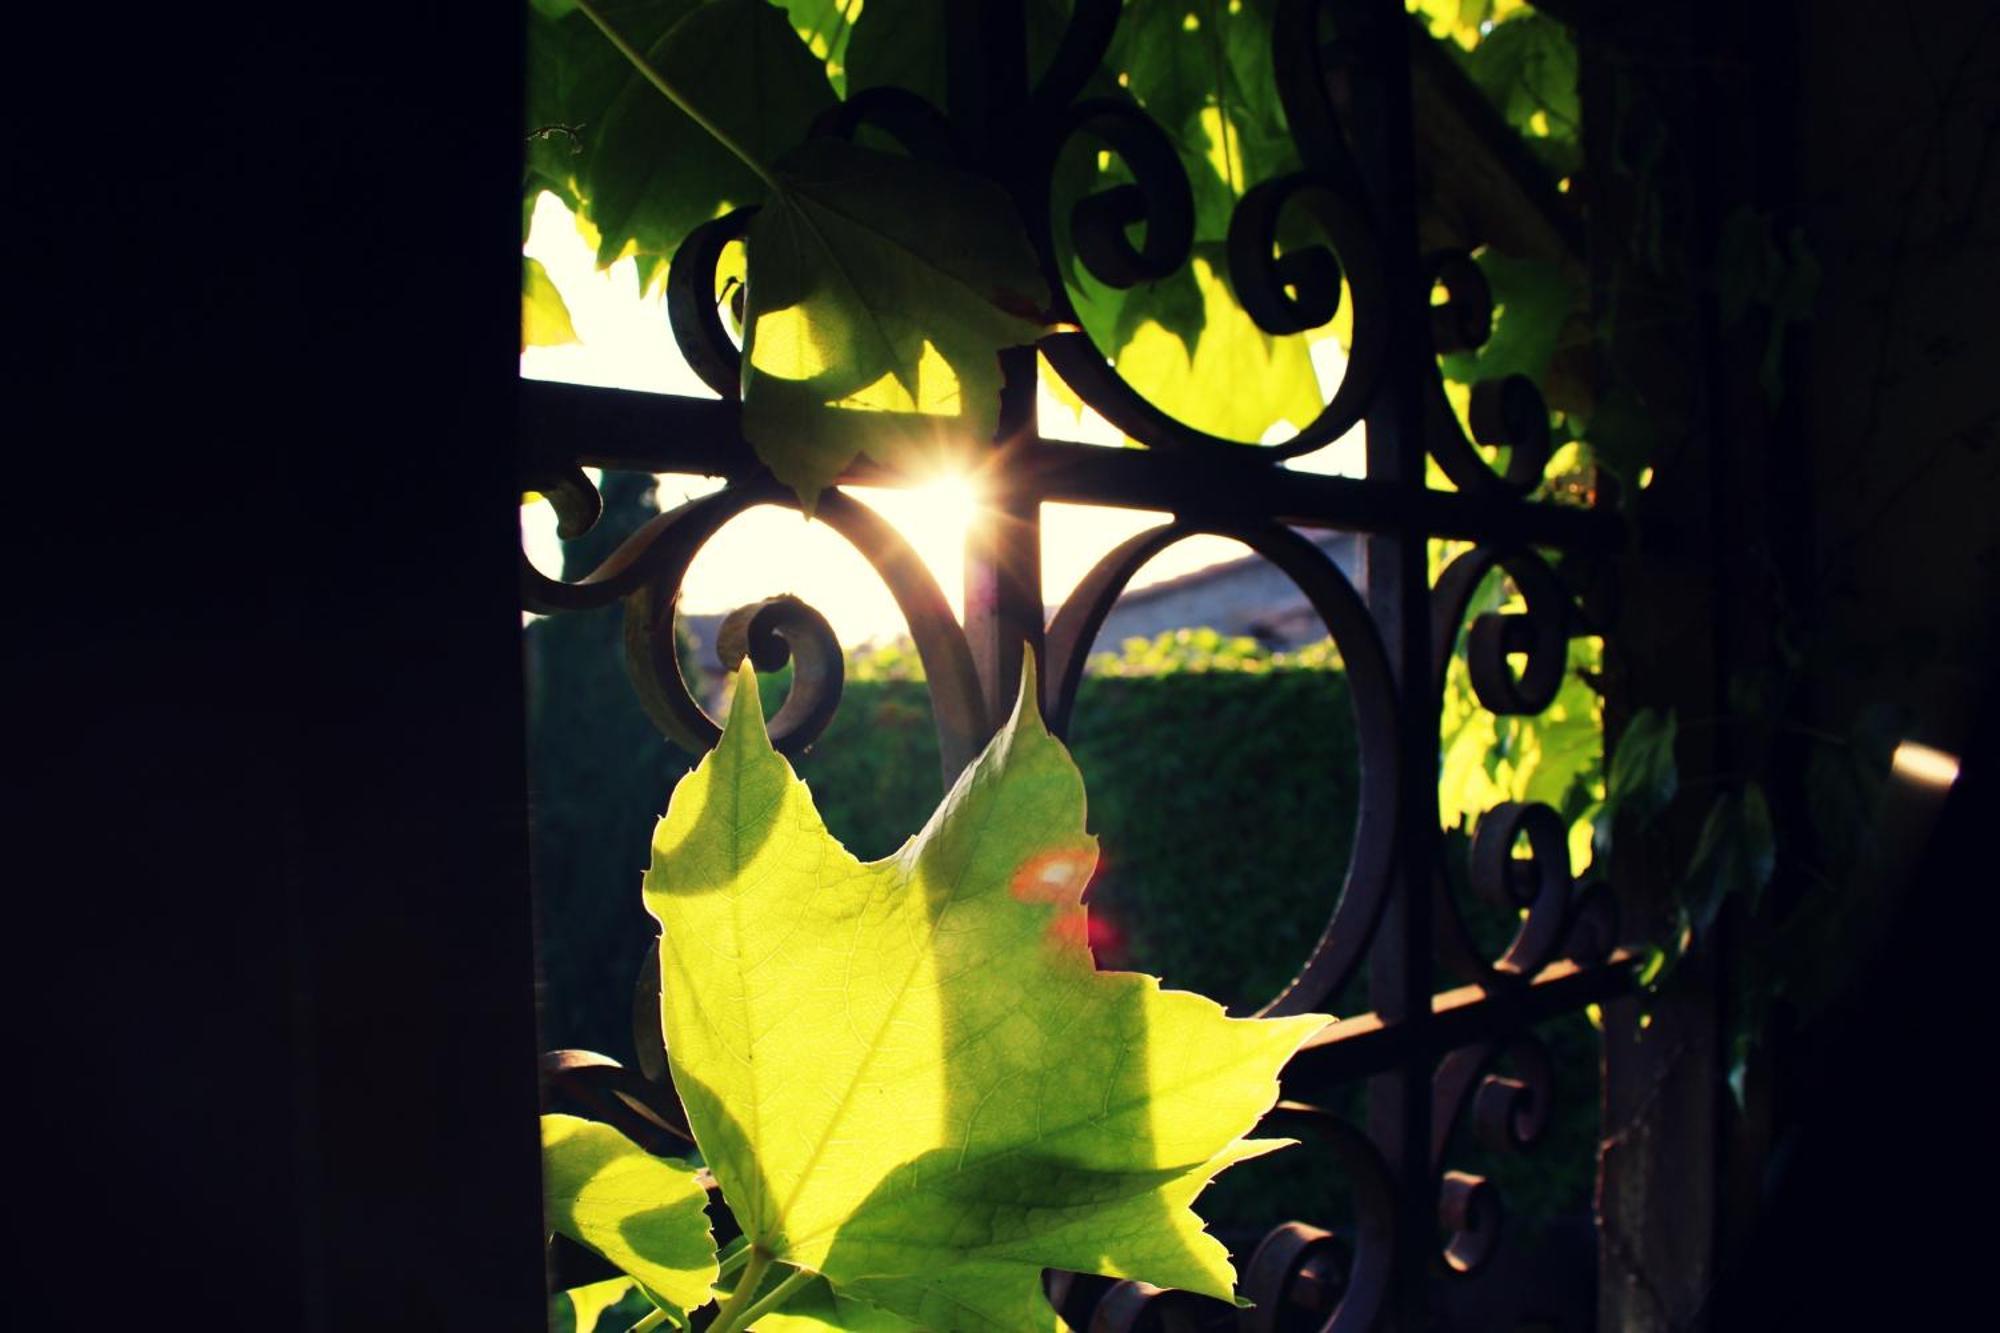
[723,1267,816,1332]
[708,1247,774,1333]
[572,0,781,191]
[716,1242,753,1284]
[628,1311,669,1333]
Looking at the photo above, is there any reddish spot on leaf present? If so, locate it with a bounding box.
[1010,847,1094,903]
[1043,909,1121,965]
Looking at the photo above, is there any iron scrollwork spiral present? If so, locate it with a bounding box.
[1029,0,1387,460]
[1060,98,1195,289]
[1042,518,1399,1018]
[1429,542,1600,986]
[1428,1036,1556,1276]
[521,471,989,779]
[1237,1101,1397,1333]
[665,206,754,400]
[1422,248,1554,496]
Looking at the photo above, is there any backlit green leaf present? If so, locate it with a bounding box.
[1439,636,1603,834]
[550,1277,647,1333]
[1111,264,1207,365]
[741,139,1052,502]
[526,1,697,229]
[1089,1,1300,363]
[757,1275,923,1333]
[1104,257,1324,443]
[842,0,947,107]
[582,0,834,270]
[1108,0,1293,194]
[645,662,1326,1329]
[774,0,861,88]
[542,1114,718,1317]
[1459,12,1579,170]
[524,257,582,351]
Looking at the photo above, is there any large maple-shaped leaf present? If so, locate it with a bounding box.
[757,1275,920,1333]
[525,1,697,231]
[644,663,1326,1330]
[556,0,835,272]
[740,139,1053,504]
[1106,257,1325,443]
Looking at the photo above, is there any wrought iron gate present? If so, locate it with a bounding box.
[523,1,1634,1327]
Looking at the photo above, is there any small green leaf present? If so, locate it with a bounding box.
[645,661,1325,1329]
[1595,707,1678,861]
[1460,12,1579,169]
[552,1278,646,1333]
[524,256,582,351]
[1635,942,1668,989]
[740,139,1053,503]
[1684,783,1776,932]
[542,1114,718,1317]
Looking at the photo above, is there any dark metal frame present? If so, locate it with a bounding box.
[523,2,1634,1327]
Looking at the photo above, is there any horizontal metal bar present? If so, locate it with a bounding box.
[520,380,1623,551]
[1280,951,1638,1091]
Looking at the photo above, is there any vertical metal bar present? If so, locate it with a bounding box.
[951,0,1046,736]
[965,426,1047,731]
[1349,2,1439,1327]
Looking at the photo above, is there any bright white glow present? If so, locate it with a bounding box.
[903,471,983,536]
[1286,336,1368,477]
[1042,504,1252,609]
[519,193,1358,645]
[1035,359,1127,447]
[675,492,959,645]
[1891,741,1961,790]
[521,194,717,399]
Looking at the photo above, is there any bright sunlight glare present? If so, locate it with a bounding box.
[521,192,1364,646]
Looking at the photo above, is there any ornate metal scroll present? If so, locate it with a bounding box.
[522,1,1631,1327]
[1042,518,1399,1019]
